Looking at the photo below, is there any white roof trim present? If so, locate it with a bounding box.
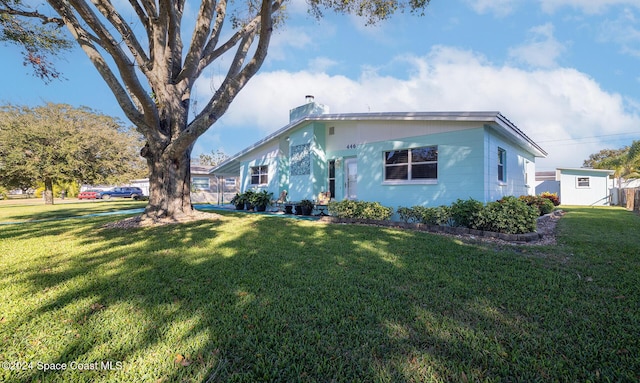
[557,168,615,174]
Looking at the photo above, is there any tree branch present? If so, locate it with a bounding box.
[47,0,161,140]
[92,0,150,67]
[0,3,64,26]
[178,0,219,82]
[167,0,281,158]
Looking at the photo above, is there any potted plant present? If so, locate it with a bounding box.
[244,190,256,211]
[231,193,246,210]
[284,203,294,214]
[249,190,273,212]
[297,199,314,216]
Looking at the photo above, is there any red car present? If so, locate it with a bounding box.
[78,189,101,200]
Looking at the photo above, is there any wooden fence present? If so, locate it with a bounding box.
[624,188,640,212]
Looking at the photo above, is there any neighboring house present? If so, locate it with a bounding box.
[534,171,560,197]
[211,97,547,208]
[189,165,239,203]
[90,166,238,203]
[536,168,614,206]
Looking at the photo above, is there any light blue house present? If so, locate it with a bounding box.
[211,98,547,208]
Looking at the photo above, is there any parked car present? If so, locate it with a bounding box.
[98,187,144,200]
[78,189,101,200]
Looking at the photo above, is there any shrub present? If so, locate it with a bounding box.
[328,200,393,220]
[538,198,555,215]
[450,198,484,227]
[519,195,556,216]
[397,205,455,226]
[397,206,419,223]
[540,191,560,206]
[249,190,273,207]
[476,196,538,234]
[431,205,453,226]
[348,197,539,234]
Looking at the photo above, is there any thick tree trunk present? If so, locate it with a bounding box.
[142,145,194,222]
[44,177,54,205]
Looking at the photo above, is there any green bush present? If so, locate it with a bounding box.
[397,206,419,223]
[519,195,556,216]
[328,200,393,220]
[539,198,555,215]
[476,196,538,234]
[396,205,452,226]
[367,197,539,234]
[450,198,484,227]
[431,205,453,226]
[249,189,273,207]
[540,191,561,206]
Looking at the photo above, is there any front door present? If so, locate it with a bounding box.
[345,158,358,200]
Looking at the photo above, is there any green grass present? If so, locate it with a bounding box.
[0,203,638,382]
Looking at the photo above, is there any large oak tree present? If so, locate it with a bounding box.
[0,103,146,204]
[1,0,430,222]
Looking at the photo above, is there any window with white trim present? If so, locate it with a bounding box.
[191,177,210,191]
[384,146,438,182]
[498,148,506,182]
[577,177,590,188]
[250,165,268,185]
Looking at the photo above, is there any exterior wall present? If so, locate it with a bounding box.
[484,129,536,202]
[324,125,488,207]
[286,122,327,201]
[559,169,611,206]
[238,143,281,198]
[324,120,485,205]
[234,118,539,208]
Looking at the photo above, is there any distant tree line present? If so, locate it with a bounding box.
[0,103,146,204]
[584,140,640,180]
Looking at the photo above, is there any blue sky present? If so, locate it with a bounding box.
[1,0,639,171]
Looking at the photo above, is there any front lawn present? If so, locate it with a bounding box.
[0,204,638,382]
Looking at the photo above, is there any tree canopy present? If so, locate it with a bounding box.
[1,0,431,221]
[0,0,73,81]
[0,103,147,204]
[197,149,229,167]
[583,141,640,180]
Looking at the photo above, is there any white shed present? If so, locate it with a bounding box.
[557,168,614,206]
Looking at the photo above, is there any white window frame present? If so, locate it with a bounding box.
[250,165,269,185]
[383,146,438,185]
[576,176,590,188]
[191,176,210,191]
[498,147,506,183]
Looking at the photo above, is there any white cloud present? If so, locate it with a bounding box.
[508,23,567,68]
[466,0,520,17]
[308,57,339,73]
[267,26,314,61]
[466,0,640,16]
[200,46,640,171]
[598,8,640,57]
[538,0,640,14]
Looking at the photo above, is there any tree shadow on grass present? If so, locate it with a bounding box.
[2,211,637,382]
[0,201,146,223]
